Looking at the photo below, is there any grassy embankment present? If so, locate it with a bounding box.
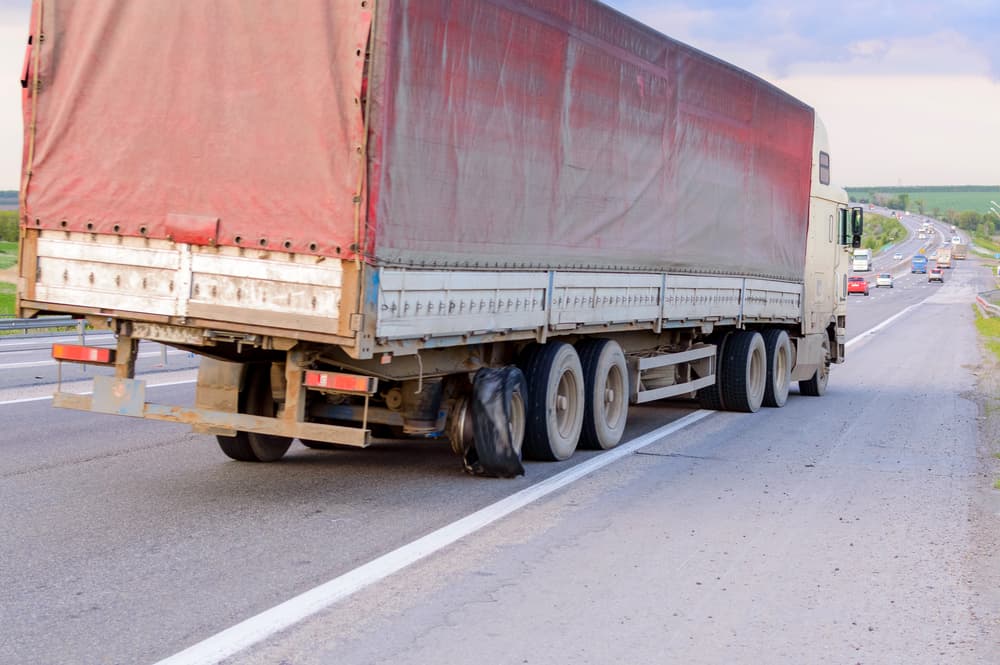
[0,208,17,317]
[860,213,906,252]
[0,240,16,316]
[976,306,1000,362]
[846,186,1000,215]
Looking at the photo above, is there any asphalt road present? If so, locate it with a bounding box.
[2,249,998,664]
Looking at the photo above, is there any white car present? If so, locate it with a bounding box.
[875,273,894,288]
[892,252,903,260]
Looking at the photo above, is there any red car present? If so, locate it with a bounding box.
[847,276,869,296]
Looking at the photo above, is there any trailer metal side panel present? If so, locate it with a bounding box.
[368,0,814,281]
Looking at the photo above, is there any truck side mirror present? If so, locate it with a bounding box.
[851,207,864,248]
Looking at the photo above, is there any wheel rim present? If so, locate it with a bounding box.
[555,368,580,439]
[509,390,525,455]
[749,343,766,403]
[603,363,626,430]
[775,342,790,395]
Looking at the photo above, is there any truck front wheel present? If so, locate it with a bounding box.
[799,340,830,397]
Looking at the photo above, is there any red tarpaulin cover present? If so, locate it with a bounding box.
[22,0,371,258]
[24,0,813,282]
[367,0,814,280]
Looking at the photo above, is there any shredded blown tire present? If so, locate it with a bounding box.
[463,367,527,478]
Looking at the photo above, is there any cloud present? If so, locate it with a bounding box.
[609,0,1000,79]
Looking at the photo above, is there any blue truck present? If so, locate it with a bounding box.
[911,254,928,273]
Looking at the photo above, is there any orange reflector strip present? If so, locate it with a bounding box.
[304,371,377,394]
[52,344,115,365]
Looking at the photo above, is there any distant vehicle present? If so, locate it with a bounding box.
[951,235,962,244]
[936,247,953,269]
[852,248,873,272]
[950,225,957,233]
[911,254,928,273]
[892,252,903,260]
[928,268,944,283]
[918,233,926,239]
[847,276,870,296]
[876,273,894,288]
[953,243,969,260]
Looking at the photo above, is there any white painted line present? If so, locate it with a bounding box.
[0,378,196,407]
[152,409,715,665]
[846,293,935,349]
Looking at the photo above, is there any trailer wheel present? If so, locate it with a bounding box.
[576,339,628,450]
[761,329,791,408]
[697,333,729,411]
[216,364,293,462]
[720,331,766,413]
[462,367,527,477]
[799,339,830,397]
[519,342,584,461]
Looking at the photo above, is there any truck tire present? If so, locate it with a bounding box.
[576,339,628,450]
[720,331,766,413]
[799,340,830,397]
[216,364,293,462]
[761,329,791,408]
[462,367,527,477]
[519,342,584,461]
[696,333,729,411]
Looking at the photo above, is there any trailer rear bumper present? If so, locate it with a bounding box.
[53,376,371,447]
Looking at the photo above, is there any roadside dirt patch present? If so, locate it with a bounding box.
[970,336,1000,655]
[0,266,18,283]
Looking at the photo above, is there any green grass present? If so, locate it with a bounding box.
[0,240,17,270]
[848,186,1000,215]
[974,306,1000,362]
[975,235,1000,254]
[0,281,14,317]
[860,213,906,251]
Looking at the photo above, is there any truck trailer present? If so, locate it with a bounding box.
[17,0,861,475]
[851,248,873,272]
[937,247,953,269]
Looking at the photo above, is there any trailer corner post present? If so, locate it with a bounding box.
[283,349,308,426]
[115,334,139,379]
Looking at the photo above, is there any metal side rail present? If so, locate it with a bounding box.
[977,290,1000,317]
[0,316,81,333]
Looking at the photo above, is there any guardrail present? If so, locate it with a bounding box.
[0,316,83,333]
[977,290,1000,318]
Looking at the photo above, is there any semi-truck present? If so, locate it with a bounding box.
[852,248,873,272]
[952,243,969,260]
[936,247,953,269]
[17,0,861,476]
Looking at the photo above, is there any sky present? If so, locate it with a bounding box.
[0,0,997,191]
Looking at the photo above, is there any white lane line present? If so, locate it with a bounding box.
[152,409,715,665]
[846,293,934,349]
[0,378,197,407]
